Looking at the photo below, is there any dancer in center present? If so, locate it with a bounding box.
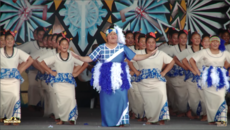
[71,25,157,127]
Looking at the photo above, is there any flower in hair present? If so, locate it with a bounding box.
[183,30,188,35]
[149,32,156,38]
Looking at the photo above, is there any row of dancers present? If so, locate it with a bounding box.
[0,26,230,127]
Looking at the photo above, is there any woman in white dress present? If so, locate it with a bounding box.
[182,34,210,121]
[0,31,33,125]
[40,38,87,125]
[0,31,5,48]
[190,36,230,126]
[135,32,175,125]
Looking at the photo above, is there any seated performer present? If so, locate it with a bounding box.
[71,25,158,127]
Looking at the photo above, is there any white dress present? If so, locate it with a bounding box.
[129,46,145,118]
[175,47,203,116]
[192,49,230,122]
[164,45,190,113]
[136,50,172,123]
[38,49,59,118]
[44,53,83,122]
[0,48,29,119]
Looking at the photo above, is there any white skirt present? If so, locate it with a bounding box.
[53,83,78,121]
[0,79,21,119]
[138,78,170,122]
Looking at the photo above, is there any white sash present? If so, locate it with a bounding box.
[105,48,124,62]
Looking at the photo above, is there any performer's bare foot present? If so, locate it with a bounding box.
[138,118,143,122]
[208,122,215,125]
[55,119,60,122]
[177,113,186,117]
[69,121,74,125]
[159,120,165,125]
[13,123,19,126]
[56,121,64,125]
[200,115,207,121]
[0,118,4,122]
[186,110,195,119]
[119,125,124,127]
[143,117,147,121]
[4,123,11,125]
[130,114,136,119]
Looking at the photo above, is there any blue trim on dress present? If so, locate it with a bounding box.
[0,68,24,84]
[49,73,77,87]
[214,101,226,122]
[68,105,78,121]
[159,101,169,120]
[196,101,202,116]
[136,68,166,82]
[12,100,21,118]
[166,65,185,77]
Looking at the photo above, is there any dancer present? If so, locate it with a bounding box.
[190,36,230,126]
[174,32,202,119]
[40,37,87,125]
[135,32,174,125]
[128,33,146,121]
[0,31,5,48]
[133,31,140,50]
[221,30,229,45]
[71,25,157,127]
[182,34,210,121]
[0,31,33,125]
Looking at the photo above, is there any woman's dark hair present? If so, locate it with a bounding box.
[42,33,48,40]
[191,32,200,38]
[146,33,156,42]
[51,34,58,41]
[56,34,63,43]
[36,26,45,34]
[0,30,5,36]
[59,38,69,45]
[47,34,53,40]
[178,30,187,38]
[202,33,210,41]
[125,30,133,37]
[138,33,146,43]
[221,29,230,36]
[134,31,140,39]
[170,30,179,38]
[4,31,14,39]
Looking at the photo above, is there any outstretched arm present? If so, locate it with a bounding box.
[71,52,93,63]
[132,48,158,61]
[40,61,56,76]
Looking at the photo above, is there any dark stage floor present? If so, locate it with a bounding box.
[0,108,230,130]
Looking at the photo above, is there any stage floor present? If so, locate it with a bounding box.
[1,108,229,130]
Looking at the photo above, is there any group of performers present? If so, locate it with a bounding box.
[0,25,230,127]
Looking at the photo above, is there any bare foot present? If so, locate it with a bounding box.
[119,125,124,127]
[13,123,19,126]
[143,117,147,121]
[69,121,74,125]
[208,122,215,125]
[4,123,11,125]
[186,110,195,119]
[177,113,186,117]
[56,121,64,125]
[138,118,143,122]
[55,119,61,122]
[159,120,165,125]
[0,118,4,123]
[130,113,136,119]
[200,115,207,121]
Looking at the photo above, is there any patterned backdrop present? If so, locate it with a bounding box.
[0,0,230,106]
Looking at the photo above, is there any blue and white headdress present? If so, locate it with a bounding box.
[105,25,126,45]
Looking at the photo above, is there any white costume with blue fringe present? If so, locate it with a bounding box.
[43,53,83,122]
[175,46,204,116]
[164,44,189,113]
[0,48,30,120]
[134,50,171,123]
[89,43,135,127]
[37,49,59,119]
[192,49,230,122]
[129,46,145,119]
